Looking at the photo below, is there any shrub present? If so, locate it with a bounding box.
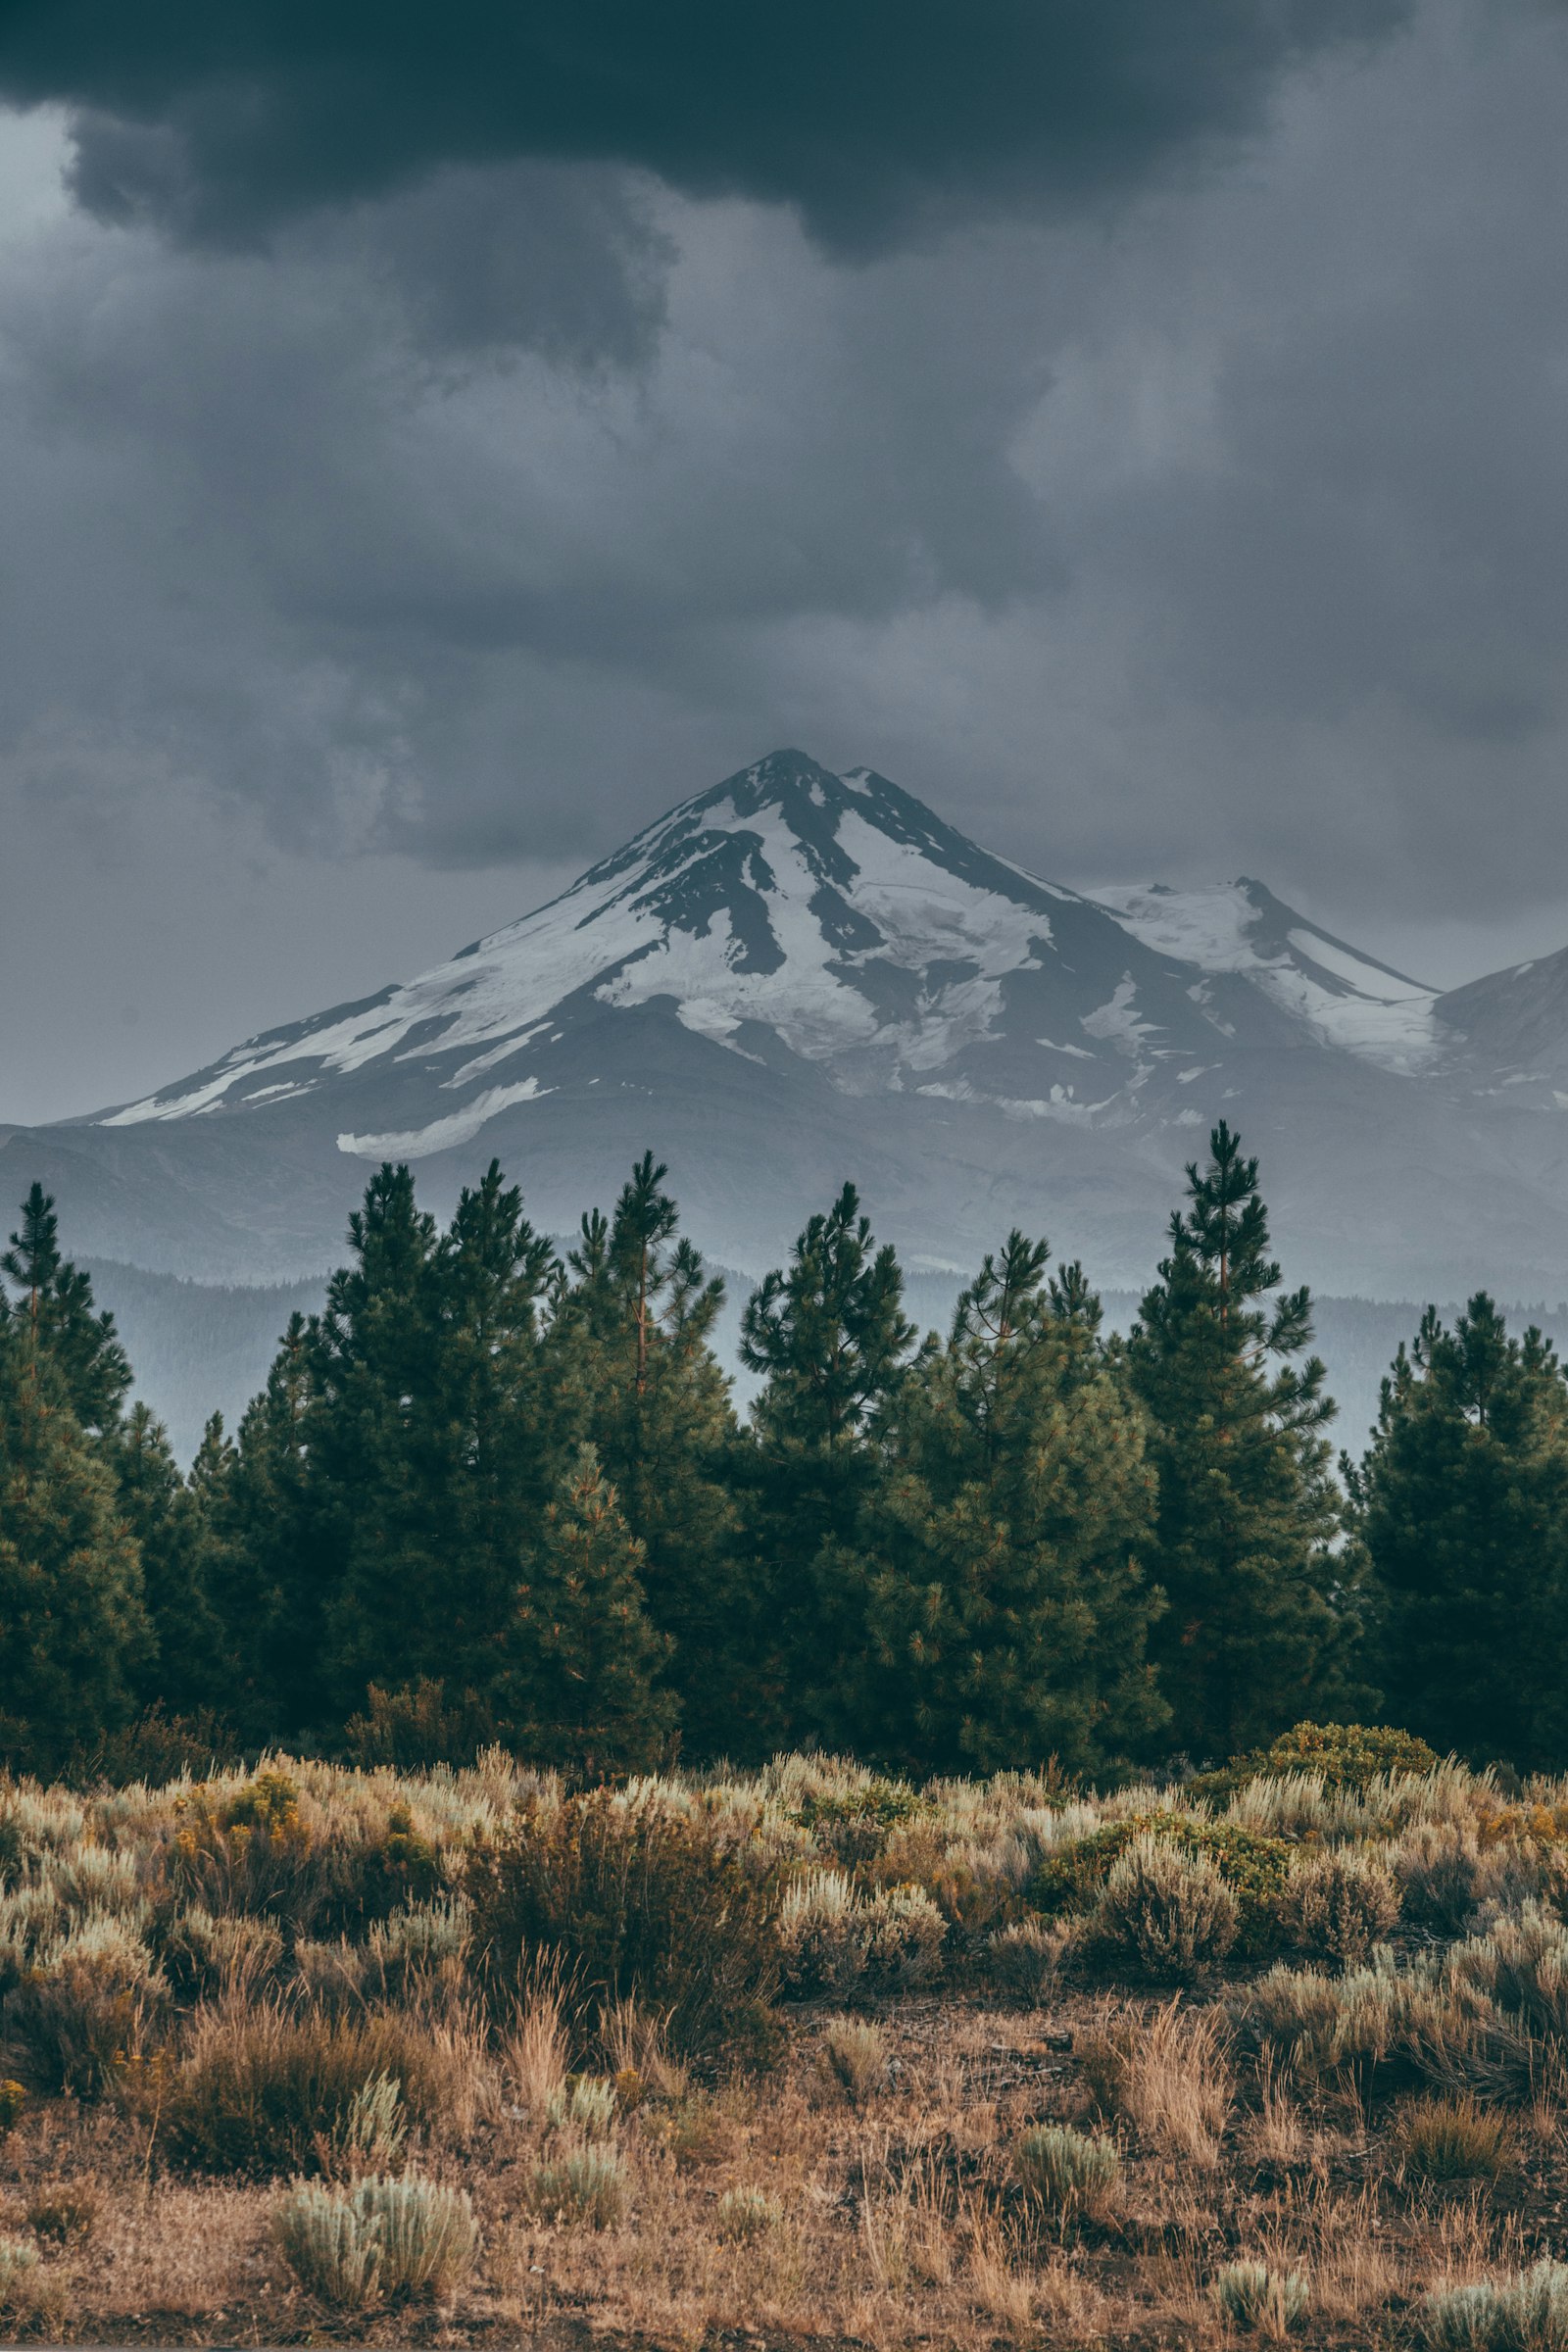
[987,1917,1072,2007]
[274,2174,476,2306]
[793,1778,924,1867]
[158,2004,445,2177]
[1421,2262,1568,2351]
[2,1912,163,2094]
[1396,1824,1495,1937]
[1193,1722,1440,1804]
[0,2079,24,2135]
[26,2190,97,2245]
[777,1870,867,1998]
[166,1775,438,1939]
[333,2071,408,2176]
[1032,1813,1291,1956]
[1014,2124,1120,2218]
[159,1905,284,2004]
[1244,1953,1511,2095]
[863,1885,946,1989]
[1277,1848,1400,1970]
[1448,1903,1568,2045]
[821,2016,887,2105]
[547,2075,617,2138]
[65,1704,242,1789]
[342,1679,495,1772]
[530,2146,627,2229]
[0,2235,38,2306]
[1396,2094,1514,2183]
[1091,1835,1238,1979]
[469,1790,779,2062]
[1210,2260,1310,2332]
[716,2184,784,2242]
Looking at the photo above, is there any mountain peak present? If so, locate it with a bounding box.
[90,752,1448,1162]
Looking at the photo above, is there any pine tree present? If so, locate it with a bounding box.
[309,1164,447,1711]
[0,1268,149,1773]
[547,1157,743,1757]
[1347,1296,1568,1767]
[827,1232,1166,1773]
[491,1444,676,1771]
[114,1401,227,1717]
[738,1182,916,1742]
[216,1315,322,1735]
[1,1184,130,1435]
[1127,1122,1365,1760]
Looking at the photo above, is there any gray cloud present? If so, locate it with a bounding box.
[0,0,1406,253]
[5,0,1568,1131]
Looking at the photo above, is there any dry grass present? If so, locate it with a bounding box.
[1082,1994,1235,2165]
[10,1745,1568,2345]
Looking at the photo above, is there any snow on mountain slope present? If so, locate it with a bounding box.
[17,747,1568,1301]
[1088,880,1441,1074]
[96,753,1443,1161]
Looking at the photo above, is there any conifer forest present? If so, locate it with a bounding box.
[3,1122,1562,1785]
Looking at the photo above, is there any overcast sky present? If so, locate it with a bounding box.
[4,0,1568,1124]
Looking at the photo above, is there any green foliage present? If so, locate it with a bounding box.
[65,1703,243,1790]
[491,1445,677,1772]
[0,2079,26,2134]
[468,1788,781,2062]
[550,1157,746,1760]
[342,1678,495,1771]
[792,1777,924,1866]
[1031,1810,1294,1956]
[1129,1123,1366,1759]
[0,1294,151,1778]
[738,1183,917,1744]
[1191,1719,1441,1803]
[164,1774,437,1941]
[1,1184,131,1435]
[113,1402,228,1718]
[1348,1297,1568,1770]
[826,1230,1168,1777]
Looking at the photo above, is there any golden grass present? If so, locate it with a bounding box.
[10,1746,1568,2344]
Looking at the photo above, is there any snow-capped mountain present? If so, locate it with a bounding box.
[6,750,1568,1297]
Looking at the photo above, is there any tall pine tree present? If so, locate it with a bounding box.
[738,1182,915,1744]
[491,1444,676,1771]
[1128,1123,1366,1759]
[0,1228,149,1772]
[1347,1296,1568,1768]
[824,1232,1167,1773]
[546,1155,743,1756]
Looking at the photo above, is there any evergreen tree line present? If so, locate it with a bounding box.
[5,1124,1567,1779]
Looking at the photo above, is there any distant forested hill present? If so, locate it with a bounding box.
[83,1258,328,1462]
[84,1250,1568,1470]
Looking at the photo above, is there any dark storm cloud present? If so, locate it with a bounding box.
[1,0,1407,254]
[9,0,1568,1136]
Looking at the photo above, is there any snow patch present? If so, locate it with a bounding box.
[336,1077,553,1160]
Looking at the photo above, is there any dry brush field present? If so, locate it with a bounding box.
[8,1729,1568,2348]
